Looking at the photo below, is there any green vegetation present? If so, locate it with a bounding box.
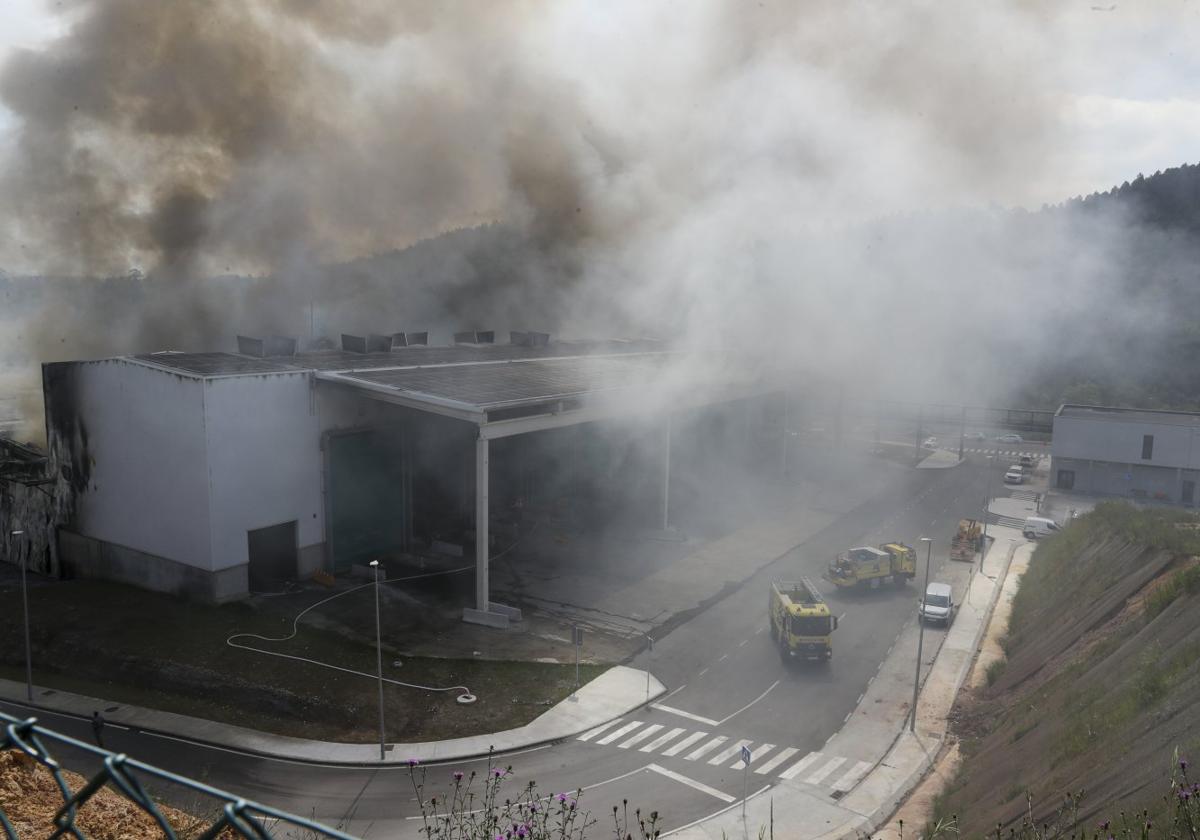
[935,503,1200,836]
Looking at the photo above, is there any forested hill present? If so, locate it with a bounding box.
[1057,162,1200,234]
[1014,162,1200,412]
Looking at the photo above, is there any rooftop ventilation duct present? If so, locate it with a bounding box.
[510,331,550,348]
[237,335,265,357]
[455,330,494,345]
[405,331,428,346]
[341,334,368,354]
[366,334,393,353]
[265,336,297,357]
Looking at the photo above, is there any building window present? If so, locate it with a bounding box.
[1142,434,1154,460]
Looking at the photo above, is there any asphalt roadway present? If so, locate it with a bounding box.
[1,457,1006,838]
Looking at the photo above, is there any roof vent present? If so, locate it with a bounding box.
[341,334,368,354]
[265,336,297,357]
[510,331,550,348]
[405,331,428,346]
[237,336,265,357]
[366,334,393,353]
[455,330,494,345]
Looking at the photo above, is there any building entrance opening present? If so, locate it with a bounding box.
[247,520,298,591]
[1184,480,1195,505]
[327,427,411,573]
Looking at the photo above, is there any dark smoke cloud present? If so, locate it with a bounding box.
[0,1,1184,439]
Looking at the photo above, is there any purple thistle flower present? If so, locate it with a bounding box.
[530,803,538,813]
[493,768,504,778]
[1183,759,1191,772]
[557,793,568,803]
[408,758,420,767]
[453,771,464,782]
[1098,821,1110,831]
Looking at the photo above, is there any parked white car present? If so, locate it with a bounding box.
[1004,465,1024,484]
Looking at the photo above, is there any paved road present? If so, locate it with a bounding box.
[2,456,1009,837]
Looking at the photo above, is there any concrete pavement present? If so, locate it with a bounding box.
[0,664,664,766]
[669,520,1024,839]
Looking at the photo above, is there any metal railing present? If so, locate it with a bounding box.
[1,710,359,840]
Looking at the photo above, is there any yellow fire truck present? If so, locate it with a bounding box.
[769,578,838,663]
[826,543,916,589]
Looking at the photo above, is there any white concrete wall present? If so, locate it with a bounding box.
[64,359,213,568]
[1053,415,1200,469]
[203,372,323,571]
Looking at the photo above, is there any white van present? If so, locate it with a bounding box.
[1023,516,1061,539]
[919,582,955,626]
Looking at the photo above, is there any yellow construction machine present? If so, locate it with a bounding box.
[826,543,916,589]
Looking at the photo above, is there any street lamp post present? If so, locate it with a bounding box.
[980,454,995,571]
[11,530,32,702]
[910,537,933,733]
[369,560,386,761]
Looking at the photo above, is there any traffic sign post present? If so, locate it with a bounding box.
[741,744,752,825]
[572,625,584,689]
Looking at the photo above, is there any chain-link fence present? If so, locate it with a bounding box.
[1,710,360,839]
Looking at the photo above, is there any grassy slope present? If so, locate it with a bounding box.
[938,502,1200,834]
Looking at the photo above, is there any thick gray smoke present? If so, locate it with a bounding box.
[0,1,1186,437]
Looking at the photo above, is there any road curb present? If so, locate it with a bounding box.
[0,665,666,768]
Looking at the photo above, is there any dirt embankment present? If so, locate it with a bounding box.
[938,502,1200,835]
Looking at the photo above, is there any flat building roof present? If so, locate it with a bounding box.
[1057,404,1200,429]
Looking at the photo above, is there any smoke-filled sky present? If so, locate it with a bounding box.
[3,1,1200,425]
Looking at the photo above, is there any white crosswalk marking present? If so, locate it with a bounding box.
[596,721,643,745]
[731,743,775,770]
[831,760,873,792]
[779,752,823,780]
[805,756,847,785]
[754,747,799,775]
[707,739,753,766]
[661,731,708,757]
[577,719,622,742]
[640,727,686,753]
[577,723,875,793]
[684,736,727,761]
[618,724,663,749]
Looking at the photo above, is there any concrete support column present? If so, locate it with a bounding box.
[662,414,672,531]
[463,430,522,628]
[475,434,489,612]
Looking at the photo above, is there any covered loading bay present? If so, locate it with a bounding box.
[317,350,766,628]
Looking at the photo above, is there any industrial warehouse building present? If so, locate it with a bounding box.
[40,332,771,625]
[1051,404,1200,506]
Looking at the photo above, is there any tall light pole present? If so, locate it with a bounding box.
[980,454,995,571]
[11,529,32,702]
[370,560,386,761]
[910,537,932,733]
